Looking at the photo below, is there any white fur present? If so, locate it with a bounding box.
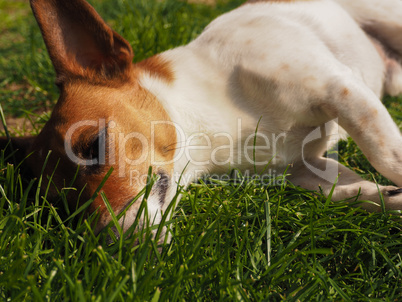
[139,0,402,212]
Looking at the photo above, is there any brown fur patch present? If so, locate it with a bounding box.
[31,0,134,87]
[370,108,378,117]
[28,0,177,234]
[341,87,350,97]
[28,73,177,230]
[136,55,175,83]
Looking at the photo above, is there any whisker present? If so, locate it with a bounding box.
[165,140,187,148]
[164,146,186,152]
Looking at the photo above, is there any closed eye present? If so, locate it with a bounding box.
[75,128,107,174]
[82,135,100,161]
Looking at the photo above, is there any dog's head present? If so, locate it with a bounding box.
[0,0,177,234]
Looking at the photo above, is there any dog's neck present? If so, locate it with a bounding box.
[137,47,281,185]
[138,47,243,183]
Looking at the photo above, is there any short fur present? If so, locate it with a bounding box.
[1,0,402,238]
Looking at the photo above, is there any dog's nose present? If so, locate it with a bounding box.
[105,225,121,245]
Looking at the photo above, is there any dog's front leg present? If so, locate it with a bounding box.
[322,73,402,187]
[288,158,402,212]
[285,70,402,210]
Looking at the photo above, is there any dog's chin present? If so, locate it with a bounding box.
[98,192,168,245]
[94,172,173,244]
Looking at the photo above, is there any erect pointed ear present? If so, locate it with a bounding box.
[30,0,134,81]
[0,136,36,165]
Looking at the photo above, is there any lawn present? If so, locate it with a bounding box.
[1,0,402,301]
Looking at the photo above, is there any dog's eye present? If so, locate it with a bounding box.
[82,136,100,161]
[71,127,108,174]
[79,130,107,167]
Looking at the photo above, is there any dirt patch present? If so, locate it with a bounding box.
[0,117,34,135]
[187,0,218,5]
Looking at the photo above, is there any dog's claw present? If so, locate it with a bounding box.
[387,188,402,196]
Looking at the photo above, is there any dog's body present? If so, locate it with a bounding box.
[1,0,402,236]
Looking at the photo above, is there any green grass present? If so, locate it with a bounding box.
[1,0,402,301]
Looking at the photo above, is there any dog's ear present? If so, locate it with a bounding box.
[0,136,36,165]
[30,0,134,81]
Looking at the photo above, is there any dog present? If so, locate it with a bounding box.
[1,0,402,239]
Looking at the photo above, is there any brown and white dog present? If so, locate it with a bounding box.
[1,0,402,237]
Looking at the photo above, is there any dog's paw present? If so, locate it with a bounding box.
[387,188,402,196]
[381,186,402,211]
[357,185,402,212]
